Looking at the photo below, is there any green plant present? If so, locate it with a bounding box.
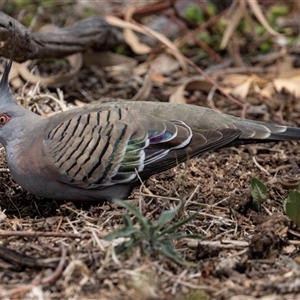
[104,200,202,266]
[251,177,267,211]
[249,177,300,227]
[268,5,289,27]
[183,290,211,300]
[184,3,217,24]
[185,5,204,24]
[284,183,300,227]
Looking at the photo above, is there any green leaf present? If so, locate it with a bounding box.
[152,203,182,231]
[103,226,142,240]
[251,177,267,211]
[107,200,200,265]
[184,5,204,24]
[114,240,137,255]
[159,240,198,267]
[122,213,133,227]
[158,212,198,237]
[284,190,300,227]
[114,200,149,230]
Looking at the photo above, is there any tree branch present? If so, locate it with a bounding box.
[0,12,125,62]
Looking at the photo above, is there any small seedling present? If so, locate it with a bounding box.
[284,183,300,227]
[104,200,202,266]
[250,177,267,211]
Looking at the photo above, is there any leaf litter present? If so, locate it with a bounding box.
[0,1,300,299]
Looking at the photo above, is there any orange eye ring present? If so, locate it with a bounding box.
[0,114,9,125]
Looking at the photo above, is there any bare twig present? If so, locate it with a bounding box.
[0,230,106,239]
[0,245,67,298]
[252,156,271,176]
[0,245,56,268]
[0,13,117,62]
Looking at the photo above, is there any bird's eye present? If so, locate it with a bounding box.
[0,114,9,125]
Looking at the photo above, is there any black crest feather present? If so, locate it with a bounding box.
[0,57,13,92]
[0,22,15,93]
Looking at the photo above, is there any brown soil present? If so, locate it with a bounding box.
[1,2,300,300]
[0,69,300,299]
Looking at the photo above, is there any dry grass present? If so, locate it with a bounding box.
[1,2,300,298]
[0,87,300,299]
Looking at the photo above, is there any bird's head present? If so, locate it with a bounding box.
[0,56,16,128]
[0,55,40,147]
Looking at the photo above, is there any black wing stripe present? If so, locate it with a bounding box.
[94,123,128,184]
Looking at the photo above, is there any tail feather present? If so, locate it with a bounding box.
[267,126,300,141]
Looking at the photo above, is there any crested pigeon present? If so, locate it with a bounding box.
[0,58,300,201]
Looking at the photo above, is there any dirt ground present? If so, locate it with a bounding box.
[0,75,300,300]
[1,2,300,300]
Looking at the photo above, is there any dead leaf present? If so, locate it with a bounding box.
[273,77,300,98]
[17,53,83,87]
[247,0,280,36]
[150,53,180,76]
[170,78,213,104]
[221,74,251,87]
[277,55,300,78]
[273,55,300,98]
[105,16,187,72]
[124,6,152,54]
[9,63,23,89]
[259,82,274,99]
[231,76,255,99]
[151,72,167,84]
[0,209,6,223]
[83,51,137,72]
[220,1,243,49]
[134,53,179,81]
[131,68,154,101]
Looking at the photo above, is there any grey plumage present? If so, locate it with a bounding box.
[0,57,299,201]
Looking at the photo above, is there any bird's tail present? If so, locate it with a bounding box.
[226,117,300,142]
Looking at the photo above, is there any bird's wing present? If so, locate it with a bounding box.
[43,107,241,189]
